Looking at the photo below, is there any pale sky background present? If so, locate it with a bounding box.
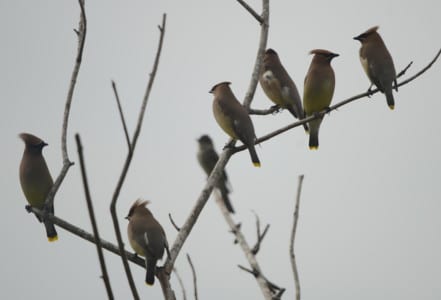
[1,0,441,299]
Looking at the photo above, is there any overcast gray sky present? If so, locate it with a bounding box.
[2,0,441,299]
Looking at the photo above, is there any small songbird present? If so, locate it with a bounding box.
[303,49,339,150]
[210,81,261,167]
[354,26,397,110]
[260,48,308,132]
[126,200,169,285]
[19,133,58,242]
[197,135,235,213]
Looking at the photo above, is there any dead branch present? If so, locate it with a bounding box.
[290,175,304,300]
[187,254,199,300]
[75,134,114,299]
[43,0,86,212]
[109,13,167,300]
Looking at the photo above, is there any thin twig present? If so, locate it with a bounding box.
[28,206,147,268]
[236,0,263,24]
[43,0,86,210]
[111,80,132,152]
[75,134,114,300]
[251,211,270,255]
[169,213,181,231]
[242,0,269,109]
[186,254,199,300]
[234,48,441,151]
[249,106,281,115]
[173,268,187,300]
[109,14,167,300]
[290,175,304,300]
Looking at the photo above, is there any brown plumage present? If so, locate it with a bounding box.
[210,82,261,167]
[126,200,169,285]
[354,26,397,110]
[197,135,234,213]
[303,49,339,149]
[19,133,58,242]
[260,48,308,132]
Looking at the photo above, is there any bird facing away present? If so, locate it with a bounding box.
[260,48,308,132]
[354,26,397,110]
[210,81,261,167]
[197,135,235,213]
[303,49,339,150]
[19,133,58,242]
[126,200,169,285]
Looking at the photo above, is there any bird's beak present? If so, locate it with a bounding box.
[353,36,361,41]
[42,142,48,147]
[125,216,129,220]
[332,53,340,58]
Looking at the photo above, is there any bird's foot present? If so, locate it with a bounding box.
[366,85,374,97]
[25,205,32,213]
[223,140,236,150]
[270,105,282,114]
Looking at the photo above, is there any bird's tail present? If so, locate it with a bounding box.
[308,118,322,150]
[145,259,157,285]
[219,186,235,213]
[385,88,395,110]
[248,144,261,167]
[44,220,58,242]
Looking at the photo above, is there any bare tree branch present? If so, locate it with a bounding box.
[236,0,263,24]
[251,211,270,255]
[168,213,181,232]
[109,13,167,300]
[28,206,146,268]
[43,0,86,211]
[290,175,304,300]
[242,0,269,109]
[234,48,441,151]
[186,254,199,300]
[215,194,278,299]
[111,80,131,152]
[75,134,114,299]
[173,268,187,300]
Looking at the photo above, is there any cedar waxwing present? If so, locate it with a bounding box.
[126,200,169,286]
[197,135,235,213]
[19,133,58,242]
[260,48,308,132]
[303,49,339,150]
[354,26,397,110]
[210,82,261,167]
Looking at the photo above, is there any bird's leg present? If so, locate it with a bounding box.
[223,139,236,150]
[393,79,398,92]
[25,205,44,222]
[270,104,282,114]
[366,84,374,97]
[25,204,32,213]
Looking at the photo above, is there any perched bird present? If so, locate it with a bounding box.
[354,26,397,110]
[19,133,58,242]
[260,48,308,132]
[126,200,169,285]
[197,135,235,213]
[303,49,339,150]
[210,81,261,167]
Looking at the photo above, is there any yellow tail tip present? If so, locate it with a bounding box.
[145,282,154,286]
[48,236,58,242]
[389,105,395,110]
[253,162,261,167]
[309,146,319,150]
